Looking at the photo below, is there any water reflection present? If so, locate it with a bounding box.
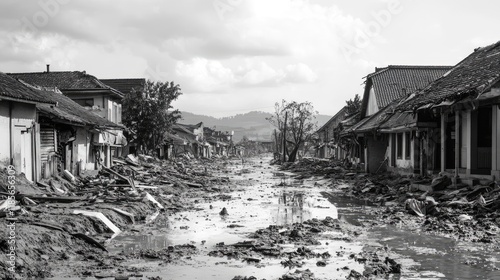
[273,191,313,225]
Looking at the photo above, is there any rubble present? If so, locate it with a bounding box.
[0,154,233,279]
[281,157,500,244]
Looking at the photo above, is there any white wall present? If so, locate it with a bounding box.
[366,87,379,116]
[0,102,11,166]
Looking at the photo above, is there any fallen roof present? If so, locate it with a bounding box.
[9,71,124,98]
[0,72,55,104]
[401,41,500,110]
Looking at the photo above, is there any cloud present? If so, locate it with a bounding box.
[176,57,318,91]
[284,63,317,83]
[175,57,235,92]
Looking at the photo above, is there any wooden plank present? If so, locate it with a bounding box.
[26,196,86,203]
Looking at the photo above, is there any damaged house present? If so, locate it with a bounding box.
[9,68,127,168]
[166,122,208,158]
[31,84,123,178]
[346,65,452,173]
[204,127,233,157]
[398,41,500,183]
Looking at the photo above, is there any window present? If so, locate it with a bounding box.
[405,132,411,159]
[396,133,403,159]
[74,98,94,107]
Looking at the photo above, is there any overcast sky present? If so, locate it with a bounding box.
[1,0,499,117]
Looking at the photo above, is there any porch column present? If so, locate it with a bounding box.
[440,112,446,173]
[454,110,460,185]
[465,110,472,175]
[493,105,500,179]
[364,141,369,173]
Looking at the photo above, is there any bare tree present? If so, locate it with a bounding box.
[267,100,318,162]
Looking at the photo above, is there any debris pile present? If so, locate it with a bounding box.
[0,154,232,279]
[209,216,344,261]
[280,157,500,243]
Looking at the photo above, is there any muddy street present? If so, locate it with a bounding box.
[38,155,498,280]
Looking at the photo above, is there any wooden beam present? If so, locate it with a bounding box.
[440,113,446,173]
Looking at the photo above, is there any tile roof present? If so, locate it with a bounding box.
[401,41,500,110]
[0,72,55,104]
[361,65,452,117]
[8,71,124,98]
[100,78,146,94]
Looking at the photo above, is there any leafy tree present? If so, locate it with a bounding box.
[345,94,361,116]
[267,100,318,162]
[122,80,182,154]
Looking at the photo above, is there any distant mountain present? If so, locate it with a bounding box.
[179,111,332,142]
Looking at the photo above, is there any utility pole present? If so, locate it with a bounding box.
[282,111,288,163]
